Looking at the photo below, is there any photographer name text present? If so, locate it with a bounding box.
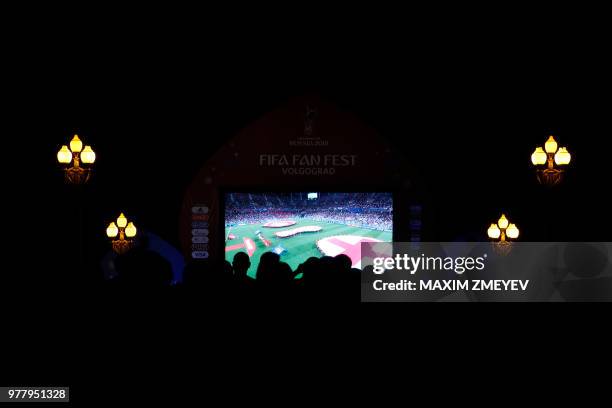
[373,279,529,292]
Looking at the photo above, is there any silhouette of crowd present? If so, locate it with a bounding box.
[108,246,362,302]
[105,241,612,302]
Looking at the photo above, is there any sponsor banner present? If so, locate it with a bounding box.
[192,236,210,244]
[192,243,209,251]
[192,206,209,214]
[361,242,612,302]
[192,228,209,236]
[192,251,209,259]
[191,221,209,228]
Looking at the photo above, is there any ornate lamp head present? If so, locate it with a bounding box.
[488,214,519,255]
[107,213,137,254]
[57,134,95,184]
[532,135,571,186]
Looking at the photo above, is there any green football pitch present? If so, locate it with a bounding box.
[225,218,392,278]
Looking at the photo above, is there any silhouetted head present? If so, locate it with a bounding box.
[277,262,294,282]
[303,257,320,273]
[256,252,281,281]
[334,254,352,271]
[232,252,251,278]
[319,256,336,272]
[258,252,294,286]
[302,256,324,286]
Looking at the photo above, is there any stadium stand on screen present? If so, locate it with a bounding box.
[224,192,393,276]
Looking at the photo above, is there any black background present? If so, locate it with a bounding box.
[17,21,611,272]
[4,7,612,401]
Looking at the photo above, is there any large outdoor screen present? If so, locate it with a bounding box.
[224,192,393,277]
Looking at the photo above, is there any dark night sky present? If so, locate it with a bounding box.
[1,5,609,286]
[4,8,612,392]
[10,20,611,282]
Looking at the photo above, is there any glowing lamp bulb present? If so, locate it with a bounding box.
[70,135,83,153]
[81,145,96,164]
[531,147,547,166]
[125,222,137,238]
[506,223,519,239]
[497,214,509,230]
[57,145,72,164]
[117,213,128,228]
[487,223,501,239]
[106,222,119,238]
[554,147,571,165]
[544,135,558,154]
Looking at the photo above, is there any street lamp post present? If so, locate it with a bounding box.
[487,214,519,255]
[57,134,96,184]
[531,135,571,186]
[106,213,137,254]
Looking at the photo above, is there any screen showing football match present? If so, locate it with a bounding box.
[224,192,393,277]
